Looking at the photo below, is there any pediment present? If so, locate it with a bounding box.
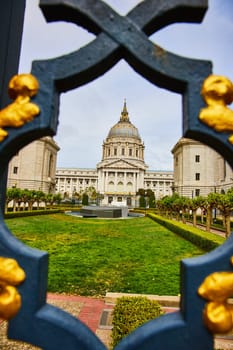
[97,158,146,170]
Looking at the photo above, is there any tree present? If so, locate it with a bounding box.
[34,190,46,209]
[45,193,54,207]
[189,197,201,227]
[6,188,21,212]
[192,196,206,225]
[146,189,156,208]
[72,191,81,204]
[82,193,89,205]
[218,189,233,237]
[21,189,36,211]
[172,195,190,223]
[86,186,97,204]
[157,195,174,218]
[139,195,146,208]
[53,193,62,204]
[137,189,155,208]
[137,189,146,208]
[206,192,220,232]
[136,188,146,197]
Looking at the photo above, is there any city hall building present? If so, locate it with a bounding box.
[55,102,173,207]
[7,102,233,205]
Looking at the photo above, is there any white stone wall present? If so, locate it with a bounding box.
[56,168,98,198]
[144,171,173,199]
[171,138,233,197]
[7,137,59,193]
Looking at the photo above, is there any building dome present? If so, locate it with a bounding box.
[99,100,146,167]
[107,101,141,140]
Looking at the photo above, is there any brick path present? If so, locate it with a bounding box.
[47,293,113,333]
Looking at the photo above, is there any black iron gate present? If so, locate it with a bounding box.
[0,1,233,349]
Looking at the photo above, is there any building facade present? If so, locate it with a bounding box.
[171,137,233,197]
[7,137,59,193]
[8,105,232,205]
[56,168,98,199]
[56,102,174,206]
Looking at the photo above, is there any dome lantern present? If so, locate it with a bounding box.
[107,100,141,140]
[120,99,129,122]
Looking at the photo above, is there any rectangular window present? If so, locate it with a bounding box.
[114,148,117,155]
[195,155,200,162]
[223,160,226,179]
[121,148,125,155]
[195,173,200,181]
[129,148,132,156]
[13,166,18,174]
[195,189,200,196]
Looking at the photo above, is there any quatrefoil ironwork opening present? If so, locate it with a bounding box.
[1,1,233,350]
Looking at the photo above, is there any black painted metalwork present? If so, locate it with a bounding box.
[0,1,233,349]
[0,0,26,212]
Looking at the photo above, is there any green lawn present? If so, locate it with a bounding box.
[6,214,205,296]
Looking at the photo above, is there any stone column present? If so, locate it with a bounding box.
[133,172,136,193]
[105,171,108,192]
[124,172,127,192]
[114,171,117,192]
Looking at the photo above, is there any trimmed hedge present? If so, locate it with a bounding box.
[148,213,224,251]
[111,296,163,348]
[4,209,63,219]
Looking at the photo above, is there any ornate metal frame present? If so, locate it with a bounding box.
[0,1,233,349]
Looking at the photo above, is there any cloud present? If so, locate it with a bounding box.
[19,0,233,171]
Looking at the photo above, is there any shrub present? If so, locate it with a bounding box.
[111,296,164,348]
[4,209,62,219]
[148,213,224,251]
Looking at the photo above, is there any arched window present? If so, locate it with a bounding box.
[127,182,133,191]
[117,181,124,192]
[48,154,53,177]
[108,181,114,191]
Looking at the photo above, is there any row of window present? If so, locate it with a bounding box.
[108,172,133,177]
[146,181,172,186]
[58,170,95,175]
[57,178,97,183]
[107,148,139,157]
[146,174,173,178]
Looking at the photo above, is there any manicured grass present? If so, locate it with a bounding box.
[7,214,205,296]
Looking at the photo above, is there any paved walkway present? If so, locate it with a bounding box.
[0,292,232,349]
[47,293,233,349]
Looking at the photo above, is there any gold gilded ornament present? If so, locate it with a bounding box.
[0,74,40,141]
[199,75,233,144]
[0,257,26,320]
[198,260,233,334]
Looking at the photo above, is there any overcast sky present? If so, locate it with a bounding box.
[19,0,233,170]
